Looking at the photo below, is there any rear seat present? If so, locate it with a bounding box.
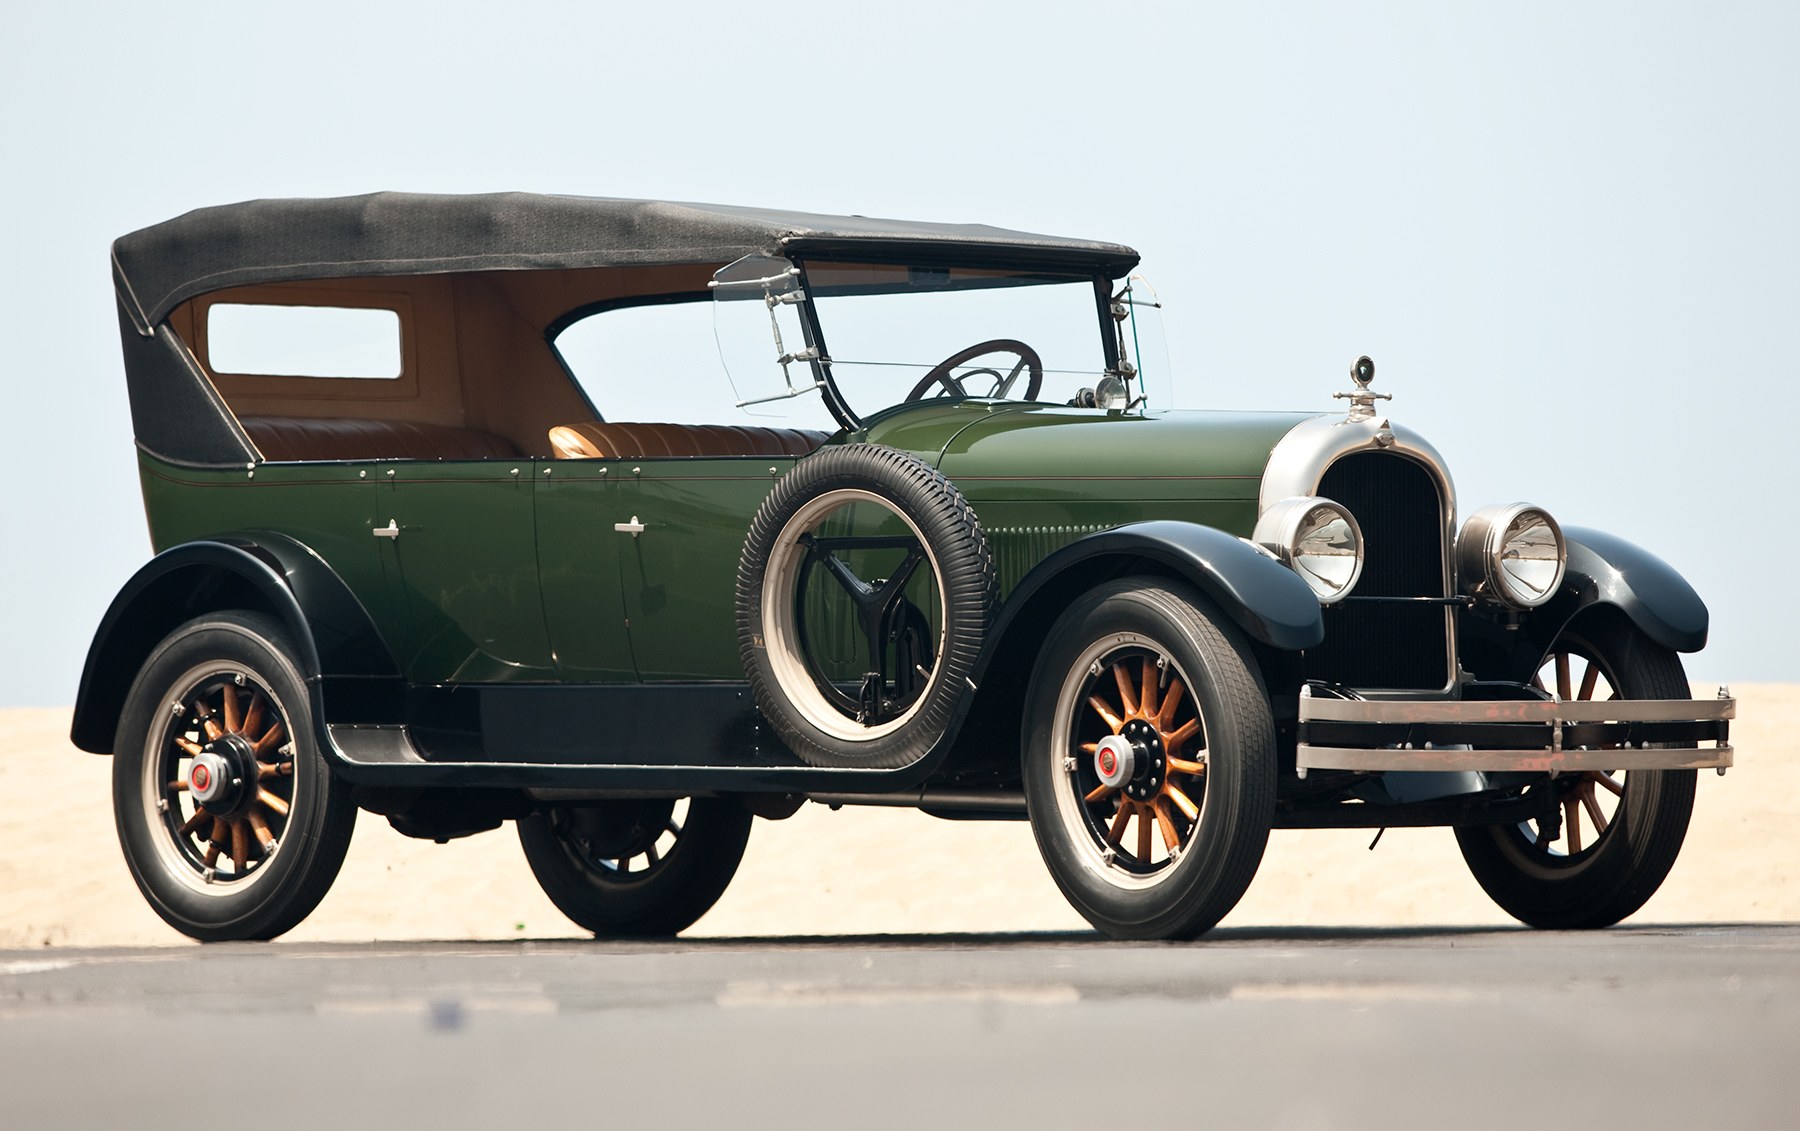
[548,422,830,460]
[240,416,520,462]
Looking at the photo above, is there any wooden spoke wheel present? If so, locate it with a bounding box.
[1023,579,1275,940]
[1071,649,1210,877]
[113,612,355,941]
[152,669,296,885]
[518,796,753,938]
[1455,613,1698,929]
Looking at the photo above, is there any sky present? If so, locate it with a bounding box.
[1,0,1793,706]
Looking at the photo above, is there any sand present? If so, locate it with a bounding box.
[2,685,1790,947]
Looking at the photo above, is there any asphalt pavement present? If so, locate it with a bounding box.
[4,924,1796,1129]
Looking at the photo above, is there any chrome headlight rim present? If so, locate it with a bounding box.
[1456,502,1567,610]
[1254,496,1365,604]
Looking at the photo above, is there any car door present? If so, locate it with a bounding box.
[374,459,556,683]
[614,457,793,681]
[533,459,638,681]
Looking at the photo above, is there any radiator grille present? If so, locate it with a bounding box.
[1306,453,1451,689]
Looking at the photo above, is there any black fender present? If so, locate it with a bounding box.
[1459,525,1710,683]
[986,520,1324,659]
[939,521,1319,775]
[70,538,400,754]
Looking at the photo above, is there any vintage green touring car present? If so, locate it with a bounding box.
[76,193,1733,941]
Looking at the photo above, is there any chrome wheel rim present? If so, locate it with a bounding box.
[760,488,947,742]
[1049,633,1211,891]
[140,663,297,896]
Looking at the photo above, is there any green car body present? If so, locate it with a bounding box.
[77,194,1734,942]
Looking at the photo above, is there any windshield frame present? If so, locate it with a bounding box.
[790,255,1122,430]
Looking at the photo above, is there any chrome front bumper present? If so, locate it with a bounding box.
[1296,689,1735,774]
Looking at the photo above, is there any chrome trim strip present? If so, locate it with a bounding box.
[1297,744,1734,773]
[1260,414,1457,522]
[1300,697,1736,724]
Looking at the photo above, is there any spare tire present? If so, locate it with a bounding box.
[737,444,996,769]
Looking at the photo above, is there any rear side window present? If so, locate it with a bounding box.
[207,304,403,379]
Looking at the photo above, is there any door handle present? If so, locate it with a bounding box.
[372,520,400,539]
[614,516,646,538]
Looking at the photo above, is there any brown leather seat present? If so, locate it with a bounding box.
[548,421,830,460]
[241,416,520,462]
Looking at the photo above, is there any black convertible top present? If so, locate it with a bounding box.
[111,192,1141,334]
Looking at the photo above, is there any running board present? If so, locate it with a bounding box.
[324,724,945,794]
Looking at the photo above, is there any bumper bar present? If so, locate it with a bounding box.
[1296,691,1735,774]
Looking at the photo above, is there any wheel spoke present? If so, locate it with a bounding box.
[1106,801,1133,847]
[1156,678,1185,730]
[1165,782,1200,821]
[257,788,290,818]
[252,721,286,759]
[210,817,230,846]
[177,808,212,837]
[1555,652,1572,701]
[645,844,660,867]
[1135,803,1153,862]
[221,682,242,734]
[1578,660,1599,702]
[203,843,221,867]
[175,737,204,758]
[1593,772,1624,798]
[1564,798,1582,854]
[1087,694,1124,732]
[231,820,252,868]
[202,718,224,742]
[241,692,266,740]
[1166,756,1207,777]
[1152,798,1182,852]
[1085,782,1117,804]
[1112,664,1138,717]
[1166,719,1200,752]
[1139,658,1159,720]
[666,820,683,837]
[247,808,276,851]
[1580,784,1609,835]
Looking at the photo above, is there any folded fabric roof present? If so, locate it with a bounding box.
[112,192,1141,334]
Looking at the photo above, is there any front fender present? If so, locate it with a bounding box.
[991,520,1324,657]
[1459,526,1710,683]
[70,538,398,754]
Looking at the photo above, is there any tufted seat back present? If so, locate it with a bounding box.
[548,421,830,460]
[241,416,520,462]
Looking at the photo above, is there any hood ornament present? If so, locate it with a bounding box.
[1333,355,1392,422]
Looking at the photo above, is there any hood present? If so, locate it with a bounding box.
[858,404,1320,503]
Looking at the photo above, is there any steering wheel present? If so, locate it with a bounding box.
[904,339,1044,402]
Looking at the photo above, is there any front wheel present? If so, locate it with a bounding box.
[1022,579,1276,940]
[518,797,752,937]
[112,611,356,941]
[1455,612,1697,929]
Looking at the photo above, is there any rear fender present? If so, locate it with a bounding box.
[70,538,399,754]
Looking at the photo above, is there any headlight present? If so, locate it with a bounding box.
[1456,503,1566,609]
[1254,497,1364,603]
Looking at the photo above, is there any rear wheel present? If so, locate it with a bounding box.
[1455,613,1697,928]
[518,797,753,937]
[1023,579,1276,940]
[112,611,355,942]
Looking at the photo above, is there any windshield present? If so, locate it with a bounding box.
[806,262,1110,420]
[710,257,1117,427]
